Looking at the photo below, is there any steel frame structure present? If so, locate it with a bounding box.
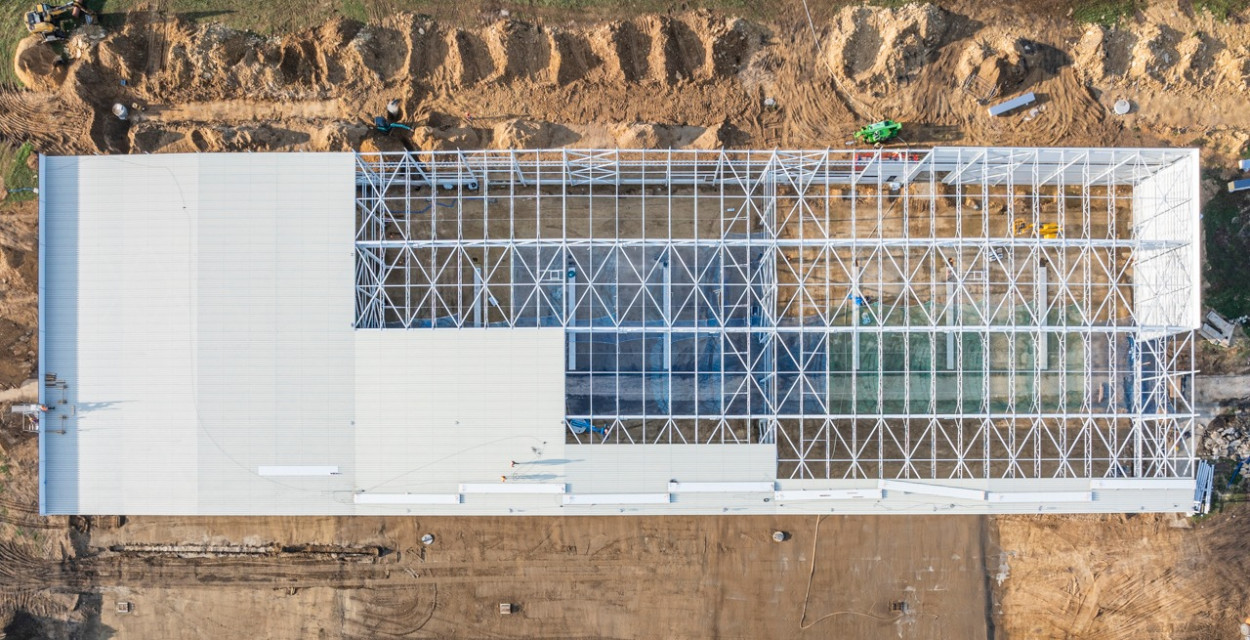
[354,147,1199,482]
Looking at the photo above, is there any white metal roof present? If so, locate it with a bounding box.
[38,152,1200,515]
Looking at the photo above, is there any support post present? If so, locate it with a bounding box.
[662,256,672,370]
[945,278,956,371]
[473,266,484,328]
[567,263,577,370]
[1037,265,1048,370]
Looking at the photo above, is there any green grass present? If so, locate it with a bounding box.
[1193,0,1249,21]
[1203,180,1250,321]
[0,141,37,204]
[864,0,916,8]
[1072,0,1140,27]
[0,1,34,86]
[340,0,370,23]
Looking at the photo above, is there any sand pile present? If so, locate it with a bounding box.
[7,9,773,154]
[825,4,955,93]
[410,125,480,150]
[1074,21,1249,92]
[492,119,579,148]
[955,35,1030,98]
[611,123,705,148]
[73,10,767,103]
[13,36,68,91]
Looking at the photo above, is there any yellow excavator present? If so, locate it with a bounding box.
[25,1,96,43]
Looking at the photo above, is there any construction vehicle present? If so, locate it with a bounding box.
[373,117,412,135]
[1013,218,1062,239]
[854,120,902,145]
[25,1,96,43]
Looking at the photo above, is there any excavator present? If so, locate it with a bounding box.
[25,1,96,43]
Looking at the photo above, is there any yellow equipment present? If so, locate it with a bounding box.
[1012,218,1062,239]
[24,1,96,43]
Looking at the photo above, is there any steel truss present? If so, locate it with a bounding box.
[355,148,1199,481]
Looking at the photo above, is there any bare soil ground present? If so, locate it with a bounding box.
[2,1,1250,638]
[995,510,1250,640]
[0,431,992,639]
[2,2,1249,159]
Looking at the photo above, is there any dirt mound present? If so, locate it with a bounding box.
[688,121,747,149]
[310,121,368,151]
[956,35,1030,99]
[128,119,365,153]
[484,21,553,83]
[1,9,780,155]
[1074,19,1249,92]
[826,4,954,93]
[550,29,598,85]
[411,126,481,150]
[1,4,1248,160]
[77,10,770,102]
[492,119,579,148]
[128,125,206,153]
[357,135,404,166]
[611,122,707,148]
[13,37,67,91]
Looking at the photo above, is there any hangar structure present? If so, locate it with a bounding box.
[39,147,1200,515]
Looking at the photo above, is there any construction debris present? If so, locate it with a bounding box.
[1200,310,1240,347]
[987,91,1037,117]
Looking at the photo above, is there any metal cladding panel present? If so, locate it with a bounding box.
[192,154,357,514]
[353,329,567,498]
[1133,152,1201,336]
[563,444,776,494]
[40,153,357,515]
[42,155,203,514]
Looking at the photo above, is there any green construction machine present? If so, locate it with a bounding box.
[854,120,901,144]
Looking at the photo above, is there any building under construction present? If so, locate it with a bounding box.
[38,148,1200,515]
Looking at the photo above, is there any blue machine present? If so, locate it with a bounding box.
[568,419,606,435]
[374,117,413,134]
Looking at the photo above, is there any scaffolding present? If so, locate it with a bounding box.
[354,147,1200,482]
